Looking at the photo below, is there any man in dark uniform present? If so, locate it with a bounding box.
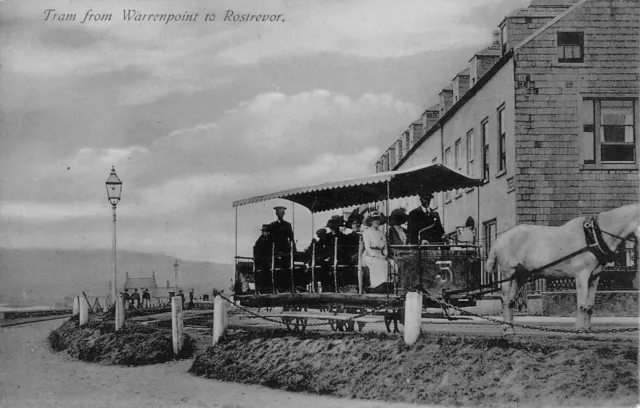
[408,192,446,244]
[269,206,296,290]
[269,206,296,266]
[253,224,273,293]
[142,288,151,308]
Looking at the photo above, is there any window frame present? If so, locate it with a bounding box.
[481,117,489,182]
[444,147,452,202]
[466,129,475,178]
[581,97,637,167]
[497,105,506,173]
[557,31,584,64]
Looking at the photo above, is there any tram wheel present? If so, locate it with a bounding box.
[357,321,366,332]
[345,320,355,332]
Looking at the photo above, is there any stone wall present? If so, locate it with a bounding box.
[528,291,639,316]
[513,0,640,225]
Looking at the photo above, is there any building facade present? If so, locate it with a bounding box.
[376,0,639,267]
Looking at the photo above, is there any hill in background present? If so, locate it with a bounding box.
[0,247,233,307]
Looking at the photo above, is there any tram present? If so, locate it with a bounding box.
[231,163,487,328]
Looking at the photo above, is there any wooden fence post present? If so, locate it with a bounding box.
[171,296,184,355]
[213,295,227,344]
[115,294,125,331]
[72,296,80,316]
[79,297,89,326]
[404,292,422,345]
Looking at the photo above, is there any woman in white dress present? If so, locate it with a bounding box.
[362,211,396,292]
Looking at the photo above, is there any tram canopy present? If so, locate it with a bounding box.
[232,163,483,213]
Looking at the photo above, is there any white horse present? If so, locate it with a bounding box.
[485,203,640,334]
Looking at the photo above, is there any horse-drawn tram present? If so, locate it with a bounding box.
[231,163,487,331]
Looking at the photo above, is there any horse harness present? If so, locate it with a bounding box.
[508,215,622,281]
[583,215,619,265]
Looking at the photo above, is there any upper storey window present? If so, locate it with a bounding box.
[557,32,584,63]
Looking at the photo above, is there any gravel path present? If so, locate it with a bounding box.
[0,319,434,408]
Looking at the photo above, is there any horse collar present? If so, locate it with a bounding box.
[583,215,617,264]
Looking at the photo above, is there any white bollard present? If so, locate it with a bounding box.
[115,294,125,331]
[213,295,227,345]
[72,296,80,316]
[79,297,89,326]
[171,296,184,355]
[404,292,423,345]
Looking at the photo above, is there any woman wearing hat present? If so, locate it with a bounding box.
[362,211,396,293]
[388,208,409,246]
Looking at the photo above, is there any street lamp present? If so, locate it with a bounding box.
[105,166,123,306]
[173,260,179,290]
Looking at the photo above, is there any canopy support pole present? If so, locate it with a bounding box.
[234,206,238,295]
[386,180,392,296]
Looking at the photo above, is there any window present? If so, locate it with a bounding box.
[483,219,497,256]
[483,219,498,282]
[481,118,489,181]
[444,147,452,201]
[500,24,508,55]
[466,129,475,177]
[397,139,403,163]
[497,106,506,172]
[581,98,636,164]
[557,32,583,63]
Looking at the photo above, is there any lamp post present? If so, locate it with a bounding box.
[105,166,123,306]
[174,260,179,291]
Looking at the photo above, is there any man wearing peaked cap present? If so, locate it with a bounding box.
[269,205,296,268]
[408,192,445,244]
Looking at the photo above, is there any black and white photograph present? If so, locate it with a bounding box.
[1,0,639,407]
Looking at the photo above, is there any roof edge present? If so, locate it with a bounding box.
[395,50,514,170]
[514,0,590,51]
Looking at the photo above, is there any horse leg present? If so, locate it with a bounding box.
[574,272,590,331]
[584,274,601,330]
[500,271,519,336]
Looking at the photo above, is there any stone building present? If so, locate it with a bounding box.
[375,0,638,289]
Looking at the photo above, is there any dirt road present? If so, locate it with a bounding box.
[0,319,434,408]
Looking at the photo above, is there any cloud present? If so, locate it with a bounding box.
[216,0,510,64]
[0,201,104,222]
[160,89,419,168]
[72,146,150,167]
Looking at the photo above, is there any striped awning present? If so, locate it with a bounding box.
[232,163,483,213]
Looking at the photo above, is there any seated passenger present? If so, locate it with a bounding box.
[388,208,409,246]
[362,211,397,293]
[253,224,273,294]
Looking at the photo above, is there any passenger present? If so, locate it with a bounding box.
[142,288,151,308]
[130,289,141,309]
[123,289,131,310]
[343,209,364,264]
[388,208,409,246]
[362,211,397,293]
[253,224,273,294]
[408,192,446,245]
[268,206,296,269]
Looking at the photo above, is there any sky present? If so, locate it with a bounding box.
[0,0,530,263]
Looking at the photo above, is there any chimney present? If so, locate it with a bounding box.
[452,69,470,102]
[422,105,440,132]
[409,121,423,151]
[125,272,129,280]
[166,280,170,289]
[492,29,500,47]
[439,87,454,117]
[388,147,397,169]
[152,270,155,279]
